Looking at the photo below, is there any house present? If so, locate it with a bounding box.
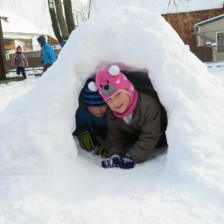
[162,8,224,62]
[2,13,58,55]
[1,13,58,69]
[193,14,224,61]
[90,0,224,62]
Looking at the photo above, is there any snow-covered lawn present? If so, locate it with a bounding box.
[0,75,40,113]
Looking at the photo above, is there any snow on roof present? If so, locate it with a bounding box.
[194,13,224,27]
[1,12,45,35]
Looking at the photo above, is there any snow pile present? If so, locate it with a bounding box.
[0,7,224,223]
[0,76,40,112]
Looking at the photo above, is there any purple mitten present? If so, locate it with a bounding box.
[120,156,135,169]
[101,155,121,168]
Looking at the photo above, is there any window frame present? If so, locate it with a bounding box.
[217,31,224,52]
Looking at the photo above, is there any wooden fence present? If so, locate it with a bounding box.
[190,46,212,62]
[6,49,61,70]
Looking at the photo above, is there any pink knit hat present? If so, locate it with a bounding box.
[89,65,138,118]
[16,45,22,51]
[95,65,136,100]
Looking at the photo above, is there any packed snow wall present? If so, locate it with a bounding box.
[0,7,223,192]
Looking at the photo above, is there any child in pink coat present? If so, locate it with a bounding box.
[11,45,28,79]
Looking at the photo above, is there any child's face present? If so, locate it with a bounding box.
[106,90,130,114]
[87,105,107,117]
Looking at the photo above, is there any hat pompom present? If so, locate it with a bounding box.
[109,65,120,76]
[88,81,97,92]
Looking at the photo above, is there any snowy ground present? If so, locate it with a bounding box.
[0,69,42,113]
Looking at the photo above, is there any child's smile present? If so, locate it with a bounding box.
[106,90,130,114]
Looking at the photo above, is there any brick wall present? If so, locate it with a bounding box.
[163,8,224,48]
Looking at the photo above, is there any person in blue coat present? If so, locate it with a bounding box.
[73,76,109,157]
[37,35,56,74]
[60,36,69,48]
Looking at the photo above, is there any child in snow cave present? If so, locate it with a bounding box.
[73,76,109,158]
[88,65,162,169]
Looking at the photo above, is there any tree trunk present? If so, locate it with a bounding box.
[0,17,7,80]
[54,0,69,38]
[63,0,75,34]
[87,0,92,19]
[48,0,63,43]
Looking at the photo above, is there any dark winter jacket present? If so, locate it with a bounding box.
[41,43,56,65]
[73,106,107,145]
[107,92,161,163]
[11,52,28,67]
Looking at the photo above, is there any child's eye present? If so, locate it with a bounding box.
[106,98,111,102]
[114,92,121,99]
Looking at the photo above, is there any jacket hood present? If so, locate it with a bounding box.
[37,35,46,46]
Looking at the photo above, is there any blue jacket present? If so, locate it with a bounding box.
[73,106,107,145]
[42,43,56,64]
[60,36,69,48]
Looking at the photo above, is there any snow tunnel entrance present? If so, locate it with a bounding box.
[74,68,168,153]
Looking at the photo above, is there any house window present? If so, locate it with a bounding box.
[217,32,224,52]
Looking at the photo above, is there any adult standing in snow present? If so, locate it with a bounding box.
[37,35,56,74]
[73,76,109,157]
[91,65,163,169]
[11,45,28,79]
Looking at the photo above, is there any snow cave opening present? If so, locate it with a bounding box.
[74,67,168,158]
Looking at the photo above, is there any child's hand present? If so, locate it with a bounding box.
[119,156,135,169]
[102,155,135,169]
[95,141,110,158]
[102,155,121,168]
[79,131,95,151]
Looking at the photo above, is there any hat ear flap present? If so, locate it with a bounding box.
[109,65,120,76]
[88,81,97,92]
